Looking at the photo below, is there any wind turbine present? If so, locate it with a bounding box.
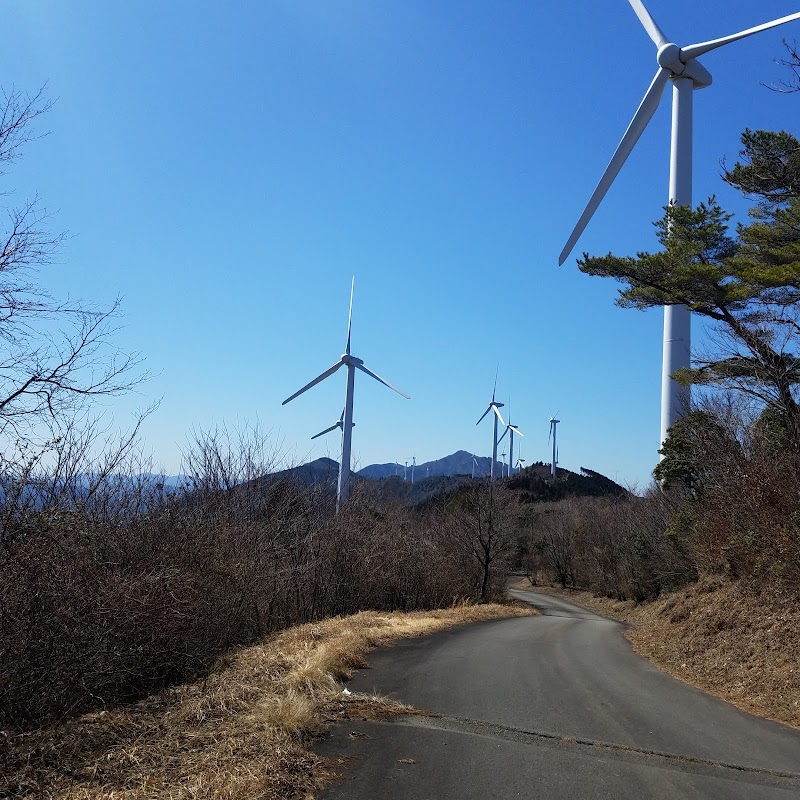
[559,1,800,453]
[310,408,351,440]
[471,454,479,479]
[282,279,409,512]
[515,457,526,472]
[498,416,524,477]
[476,382,505,483]
[548,416,560,480]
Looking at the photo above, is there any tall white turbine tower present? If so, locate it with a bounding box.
[476,384,505,483]
[548,417,560,480]
[498,416,524,477]
[559,1,800,453]
[282,279,409,512]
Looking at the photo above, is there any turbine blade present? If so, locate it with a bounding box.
[511,425,524,437]
[476,405,492,425]
[311,422,340,440]
[628,0,668,47]
[497,428,508,445]
[559,67,669,266]
[282,360,344,405]
[345,276,354,355]
[492,405,505,426]
[355,362,410,398]
[681,13,800,61]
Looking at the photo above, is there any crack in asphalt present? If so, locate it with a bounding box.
[387,713,800,785]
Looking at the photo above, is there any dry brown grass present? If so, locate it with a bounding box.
[515,577,800,730]
[0,602,535,799]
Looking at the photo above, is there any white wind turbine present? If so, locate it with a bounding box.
[282,279,409,512]
[471,454,479,479]
[498,414,524,477]
[476,380,505,483]
[559,1,800,453]
[548,416,560,480]
[310,408,351,441]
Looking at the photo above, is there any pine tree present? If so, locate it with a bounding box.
[578,129,800,441]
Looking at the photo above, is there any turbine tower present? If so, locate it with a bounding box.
[559,1,800,453]
[548,417,560,480]
[282,279,409,512]
[476,382,505,483]
[498,415,524,477]
[471,454,479,479]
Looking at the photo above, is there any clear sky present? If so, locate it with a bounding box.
[1,1,799,489]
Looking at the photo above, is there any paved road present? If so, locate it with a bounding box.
[315,590,800,799]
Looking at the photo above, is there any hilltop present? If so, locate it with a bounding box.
[357,450,499,480]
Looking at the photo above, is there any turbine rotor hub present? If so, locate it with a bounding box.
[656,42,712,88]
[657,42,685,74]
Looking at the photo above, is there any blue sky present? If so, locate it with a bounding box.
[1,1,799,489]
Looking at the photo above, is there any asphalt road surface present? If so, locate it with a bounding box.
[315,590,800,799]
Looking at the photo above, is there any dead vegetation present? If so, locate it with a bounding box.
[0,603,535,799]
[520,578,800,730]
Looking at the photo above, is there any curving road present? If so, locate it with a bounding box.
[315,590,800,799]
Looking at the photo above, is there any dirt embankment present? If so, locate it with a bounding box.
[515,576,800,730]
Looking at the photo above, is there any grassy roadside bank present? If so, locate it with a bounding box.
[511,576,800,730]
[1,602,535,799]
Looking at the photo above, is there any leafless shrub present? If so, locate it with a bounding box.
[441,481,517,601]
[0,424,480,730]
[518,492,695,601]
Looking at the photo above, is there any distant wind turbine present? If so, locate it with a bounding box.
[282,278,409,512]
[471,454,479,479]
[476,378,505,483]
[310,408,351,440]
[498,414,524,478]
[548,416,560,480]
[515,457,526,472]
[559,1,800,453]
